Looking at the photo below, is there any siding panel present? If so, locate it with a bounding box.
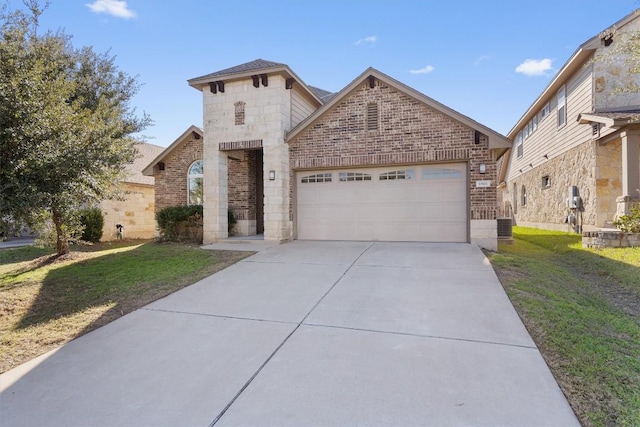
[506,64,593,182]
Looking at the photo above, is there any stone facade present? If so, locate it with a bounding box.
[502,142,597,232]
[201,76,317,243]
[596,138,622,226]
[583,230,640,248]
[153,132,203,211]
[100,182,156,241]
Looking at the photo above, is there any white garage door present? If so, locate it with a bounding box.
[296,163,467,242]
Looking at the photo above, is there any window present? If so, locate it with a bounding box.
[512,183,518,214]
[366,103,378,131]
[516,131,523,158]
[521,185,527,206]
[540,102,550,120]
[339,172,372,182]
[379,170,414,180]
[188,160,203,205]
[557,85,566,129]
[532,114,538,132]
[301,173,332,183]
[234,101,245,125]
[422,168,462,180]
[542,175,551,188]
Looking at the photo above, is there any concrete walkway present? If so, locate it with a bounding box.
[0,241,579,426]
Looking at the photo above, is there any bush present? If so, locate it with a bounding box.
[156,205,203,242]
[80,208,104,242]
[614,204,640,233]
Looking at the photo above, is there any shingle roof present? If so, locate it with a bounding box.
[190,59,287,81]
[189,59,334,104]
[308,85,335,103]
[125,142,165,185]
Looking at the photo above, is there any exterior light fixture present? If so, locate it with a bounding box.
[479,163,486,174]
[269,170,276,180]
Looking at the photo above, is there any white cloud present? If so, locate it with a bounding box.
[355,36,377,45]
[474,55,491,66]
[86,0,136,19]
[409,65,435,75]
[515,58,553,76]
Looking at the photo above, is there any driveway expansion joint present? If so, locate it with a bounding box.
[301,323,538,350]
[208,242,375,426]
[139,307,298,326]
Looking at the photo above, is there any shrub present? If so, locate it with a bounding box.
[80,208,104,242]
[614,204,640,233]
[156,205,203,242]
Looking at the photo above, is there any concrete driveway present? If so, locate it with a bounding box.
[0,241,579,426]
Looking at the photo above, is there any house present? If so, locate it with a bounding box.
[142,125,204,213]
[100,142,164,241]
[498,10,640,233]
[146,59,511,250]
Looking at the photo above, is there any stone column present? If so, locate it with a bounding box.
[263,142,292,241]
[203,140,229,244]
[616,130,640,217]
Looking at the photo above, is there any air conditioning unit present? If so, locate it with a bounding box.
[497,218,513,238]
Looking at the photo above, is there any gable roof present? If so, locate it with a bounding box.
[189,59,287,82]
[142,125,203,177]
[286,67,512,153]
[187,59,332,106]
[125,142,165,185]
[508,9,640,139]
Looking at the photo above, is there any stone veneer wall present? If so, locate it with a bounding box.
[288,79,498,249]
[153,134,203,211]
[583,230,640,248]
[100,182,156,241]
[202,76,295,243]
[595,138,622,227]
[505,141,599,231]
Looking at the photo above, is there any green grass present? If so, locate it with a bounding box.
[487,227,640,427]
[0,241,251,373]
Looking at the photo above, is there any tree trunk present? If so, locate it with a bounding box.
[52,210,69,255]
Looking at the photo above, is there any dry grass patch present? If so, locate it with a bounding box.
[0,241,251,373]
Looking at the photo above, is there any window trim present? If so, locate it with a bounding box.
[516,131,523,158]
[542,175,551,189]
[557,85,567,129]
[187,160,204,205]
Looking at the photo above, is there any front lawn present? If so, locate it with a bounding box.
[487,227,640,427]
[0,241,251,373]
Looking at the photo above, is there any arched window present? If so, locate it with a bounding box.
[188,160,203,205]
[521,185,527,207]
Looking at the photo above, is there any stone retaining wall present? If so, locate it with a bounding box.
[582,230,640,248]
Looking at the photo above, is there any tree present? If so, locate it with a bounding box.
[0,1,150,255]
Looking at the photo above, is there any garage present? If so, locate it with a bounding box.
[296,163,467,242]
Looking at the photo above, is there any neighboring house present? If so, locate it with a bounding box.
[499,10,640,233]
[146,59,511,250]
[100,142,164,241]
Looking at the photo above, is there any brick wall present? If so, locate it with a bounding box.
[228,150,258,221]
[153,134,203,211]
[288,80,497,218]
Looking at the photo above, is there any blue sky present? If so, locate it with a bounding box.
[9,0,639,147]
